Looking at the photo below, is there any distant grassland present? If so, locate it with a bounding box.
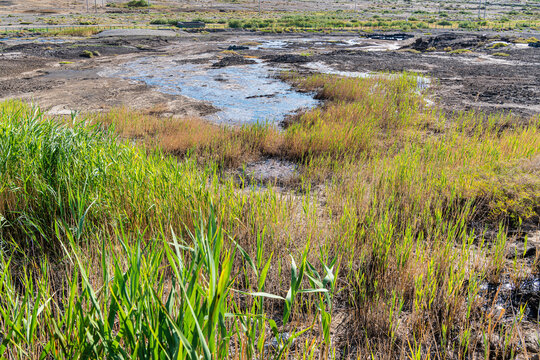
[151,12,540,31]
[2,10,538,37]
[0,73,539,358]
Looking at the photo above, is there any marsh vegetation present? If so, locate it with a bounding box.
[0,71,539,358]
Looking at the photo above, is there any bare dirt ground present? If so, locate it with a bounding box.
[0,35,217,115]
[0,0,353,15]
[1,30,539,119]
[1,0,539,21]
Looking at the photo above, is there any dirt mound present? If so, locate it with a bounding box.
[410,32,487,51]
[263,54,310,64]
[1,40,147,60]
[212,55,256,67]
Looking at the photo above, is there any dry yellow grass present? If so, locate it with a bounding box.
[93,107,282,167]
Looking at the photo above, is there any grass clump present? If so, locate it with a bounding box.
[401,48,421,54]
[80,50,93,58]
[437,20,452,26]
[1,216,235,358]
[48,27,102,37]
[150,18,180,26]
[0,101,232,253]
[80,50,100,58]
[280,73,428,159]
[513,36,539,43]
[488,42,509,49]
[492,52,510,57]
[228,19,242,29]
[219,49,239,55]
[450,48,472,54]
[126,0,150,7]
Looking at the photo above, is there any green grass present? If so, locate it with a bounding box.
[4,8,539,33]
[488,42,509,49]
[0,70,539,358]
[0,101,333,358]
[146,11,540,32]
[1,215,235,358]
[126,0,150,7]
[17,26,105,37]
[450,48,472,54]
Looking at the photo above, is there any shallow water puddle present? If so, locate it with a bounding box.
[339,38,402,51]
[254,40,288,50]
[253,37,403,52]
[253,39,327,50]
[102,57,319,125]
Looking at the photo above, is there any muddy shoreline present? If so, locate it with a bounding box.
[1,30,539,120]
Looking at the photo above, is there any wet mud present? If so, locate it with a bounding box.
[212,55,256,68]
[234,158,299,188]
[101,56,318,124]
[1,30,538,120]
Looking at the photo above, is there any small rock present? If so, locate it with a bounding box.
[264,332,294,352]
[506,243,537,259]
[523,326,540,353]
[47,105,76,116]
[212,55,256,68]
[264,54,311,64]
[228,45,249,51]
[487,305,505,319]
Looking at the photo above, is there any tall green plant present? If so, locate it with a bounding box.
[0,212,235,359]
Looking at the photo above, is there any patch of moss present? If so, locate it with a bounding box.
[80,50,94,58]
[80,50,101,58]
[450,48,472,54]
[401,48,421,54]
[488,42,508,49]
